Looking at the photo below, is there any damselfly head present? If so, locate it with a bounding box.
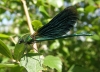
[18,34,34,44]
[18,38,24,44]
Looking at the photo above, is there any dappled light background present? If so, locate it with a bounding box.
[0,0,100,72]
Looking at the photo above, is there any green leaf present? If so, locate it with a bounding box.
[43,55,62,72]
[0,64,17,68]
[32,20,43,31]
[50,40,60,50]
[95,1,100,5]
[85,5,96,13]
[48,0,63,8]
[71,0,84,5]
[92,17,100,25]
[77,8,84,12]
[20,54,43,72]
[39,6,49,17]
[0,39,12,58]
[14,43,25,61]
[85,0,95,5]
[68,65,92,72]
[92,34,100,40]
[10,65,26,72]
[0,34,10,39]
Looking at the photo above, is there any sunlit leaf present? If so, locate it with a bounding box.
[71,0,84,5]
[92,34,100,40]
[85,5,96,13]
[0,34,10,39]
[43,55,62,72]
[20,54,43,72]
[39,6,49,17]
[32,20,43,31]
[0,64,17,68]
[48,0,63,8]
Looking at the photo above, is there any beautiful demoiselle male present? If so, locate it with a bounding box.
[18,6,92,44]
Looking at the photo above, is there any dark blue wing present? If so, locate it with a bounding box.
[35,6,78,37]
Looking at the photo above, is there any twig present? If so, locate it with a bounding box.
[0,6,12,12]
[21,0,38,53]
[10,36,16,44]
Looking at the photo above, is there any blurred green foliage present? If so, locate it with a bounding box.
[0,0,100,72]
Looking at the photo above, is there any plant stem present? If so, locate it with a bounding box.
[21,0,38,53]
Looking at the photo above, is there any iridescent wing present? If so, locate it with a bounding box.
[34,6,78,38]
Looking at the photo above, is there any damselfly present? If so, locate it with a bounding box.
[18,6,92,44]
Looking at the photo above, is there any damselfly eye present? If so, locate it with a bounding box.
[18,39,24,44]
